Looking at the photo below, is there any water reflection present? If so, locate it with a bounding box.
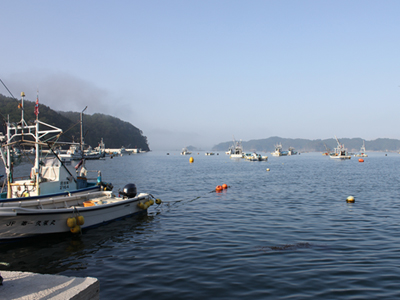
[0,213,155,274]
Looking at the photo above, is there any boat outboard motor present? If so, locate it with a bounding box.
[121,183,137,199]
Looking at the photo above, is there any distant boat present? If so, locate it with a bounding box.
[205,152,215,155]
[271,143,287,157]
[180,147,192,155]
[355,140,368,157]
[244,152,268,161]
[329,136,351,160]
[288,146,298,155]
[229,138,244,159]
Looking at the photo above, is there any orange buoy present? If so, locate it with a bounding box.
[358,158,364,162]
[222,184,228,189]
[216,185,223,192]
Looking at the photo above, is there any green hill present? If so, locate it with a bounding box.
[0,93,150,151]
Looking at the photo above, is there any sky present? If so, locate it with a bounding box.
[1,1,400,151]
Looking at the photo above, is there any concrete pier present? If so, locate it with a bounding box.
[0,271,99,300]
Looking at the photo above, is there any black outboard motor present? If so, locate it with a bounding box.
[121,183,137,199]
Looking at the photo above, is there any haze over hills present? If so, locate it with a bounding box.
[212,137,400,153]
[0,93,150,151]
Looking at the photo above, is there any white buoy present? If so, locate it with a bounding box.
[266,168,270,171]
[346,196,355,203]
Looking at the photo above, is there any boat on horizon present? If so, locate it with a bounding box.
[228,138,244,159]
[288,146,298,155]
[329,136,351,160]
[180,147,192,155]
[244,152,268,161]
[355,140,368,157]
[271,143,288,157]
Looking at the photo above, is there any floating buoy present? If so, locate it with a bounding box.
[189,157,194,163]
[145,201,151,207]
[222,184,228,189]
[138,202,145,209]
[155,198,162,205]
[70,225,81,234]
[216,185,223,192]
[266,168,270,171]
[149,199,154,205]
[67,217,77,228]
[346,196,355,203]
[76,215,85,226]
[358,159,364,162]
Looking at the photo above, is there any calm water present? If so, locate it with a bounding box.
[1,151,400,299]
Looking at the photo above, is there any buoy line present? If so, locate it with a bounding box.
[148,184,231,214]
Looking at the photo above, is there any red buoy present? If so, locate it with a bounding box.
[358,158,364,162]
[216,185,223,192]
[222,184,228,189]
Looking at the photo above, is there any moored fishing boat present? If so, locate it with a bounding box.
[271,143,287,156]
[229,138,244,159]
[0,184,156,240]
[354,140,368,157]
[244,152,268,161]
[329,136,351,159]
[288,146,298,155]
[0,92,156,239]
[180,147,191,155]
[0,93,106,200]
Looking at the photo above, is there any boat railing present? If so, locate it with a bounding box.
[85,170,101,182]
[0,190,113,209]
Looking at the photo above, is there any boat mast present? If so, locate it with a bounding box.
[80,106,87,158]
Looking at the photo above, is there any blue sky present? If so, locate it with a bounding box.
[1,1,399,150]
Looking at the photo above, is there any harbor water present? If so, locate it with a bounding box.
[1,151,400,299]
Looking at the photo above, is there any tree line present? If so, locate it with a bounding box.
[0,93,150,151]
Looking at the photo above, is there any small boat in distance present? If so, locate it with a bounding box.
[329,136,351,159]
[244,152,268,161]
[355,140,368,157]
[180,147,192,155]
[229,138,244,159]
[271,143,288,156]
[288,146,298,155]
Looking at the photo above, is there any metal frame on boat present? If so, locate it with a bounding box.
[0,91,155,240]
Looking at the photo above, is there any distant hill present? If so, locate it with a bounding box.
[213,136,400,153]
[0,93,150,151]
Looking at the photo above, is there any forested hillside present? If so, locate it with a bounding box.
[0,93,150,151]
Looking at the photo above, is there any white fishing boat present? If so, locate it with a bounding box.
[288,146,298,155]
[180,147,192,155]
[354,140,368,157]
[229,138,244,159]
[0,94,105,201]
[94,138,106,158]
[0,185,156,240]
[329,136,351,159]
[0,92,156,240]
[271,143,287,156]
[244,152,268,161]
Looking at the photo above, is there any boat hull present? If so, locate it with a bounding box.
[0,192,151,240]
[329,155,351,160]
